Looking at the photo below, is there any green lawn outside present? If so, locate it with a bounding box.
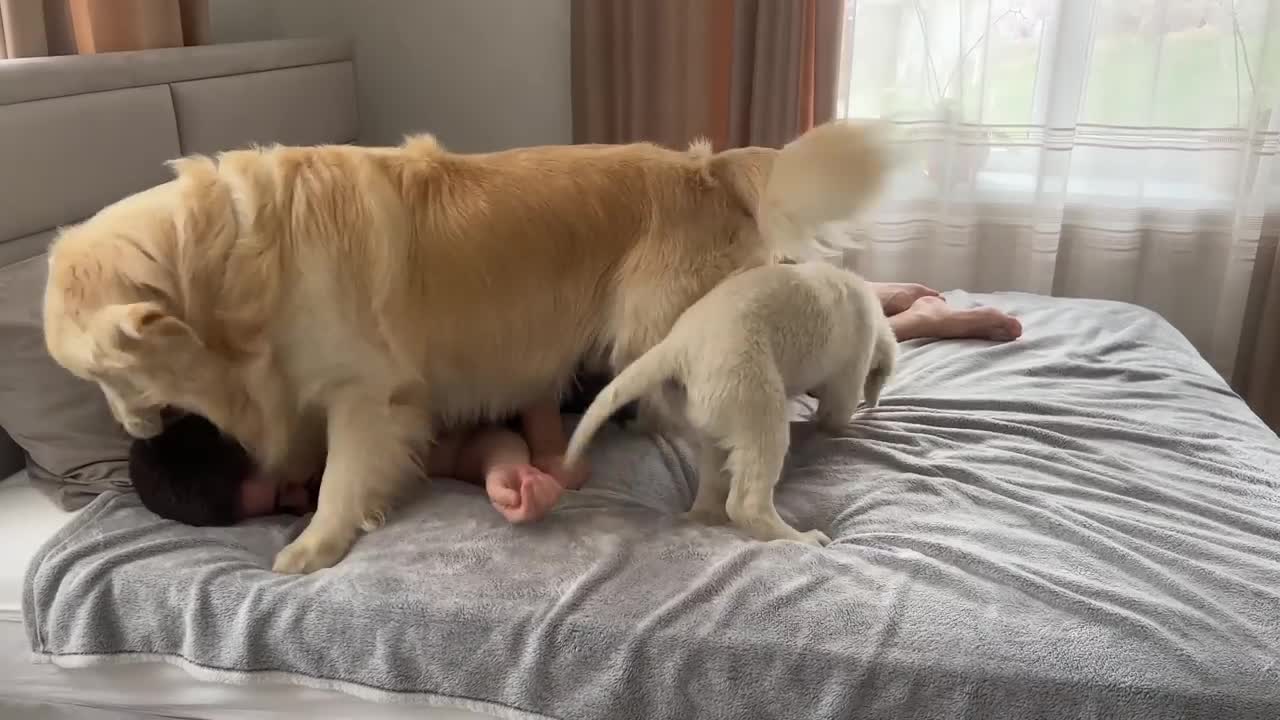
[870,26,1280,128]
[1082,27,1280,127]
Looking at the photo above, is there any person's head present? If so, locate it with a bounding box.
[129,413,314,525]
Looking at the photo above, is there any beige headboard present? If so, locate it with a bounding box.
[0,37,359,479]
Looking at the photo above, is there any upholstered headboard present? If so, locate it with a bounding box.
[0,38,358,483]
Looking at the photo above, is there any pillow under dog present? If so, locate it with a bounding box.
[0,254,131,508]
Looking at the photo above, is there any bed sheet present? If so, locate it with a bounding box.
[23,291,1280,720]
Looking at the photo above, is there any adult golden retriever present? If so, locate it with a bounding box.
[42,120,890,573]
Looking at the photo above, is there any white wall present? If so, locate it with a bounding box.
[210,0,573,152]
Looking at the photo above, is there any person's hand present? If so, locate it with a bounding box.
[485,463,562,524]
[532,453,589,491]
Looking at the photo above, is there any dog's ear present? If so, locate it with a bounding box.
[87,302,202,369]
[114,302,195,343]
[114,302,166,341]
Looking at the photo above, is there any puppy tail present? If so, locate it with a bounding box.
[565,342,678,469]
[862,321,898,408]
[758,119,898,260]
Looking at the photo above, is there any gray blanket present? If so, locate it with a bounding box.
[25,292,1280,719]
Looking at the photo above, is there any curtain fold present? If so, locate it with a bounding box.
[1237,238,1280,429]
[836,0,1280,432]
[1,0,207,59]
[1,0,52,58]
[571,0,844,149]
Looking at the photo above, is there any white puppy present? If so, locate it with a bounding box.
[565,261,896,546]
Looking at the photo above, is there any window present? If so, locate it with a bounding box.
[837,0,1280,210]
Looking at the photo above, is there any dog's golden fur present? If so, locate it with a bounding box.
[43,120,890,573]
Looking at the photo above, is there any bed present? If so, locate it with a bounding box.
[3,35,1279,720]
[14,291,1280,720]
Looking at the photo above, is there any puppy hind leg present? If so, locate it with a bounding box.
[272,388,427,574]
[683,440,732,526]
[637,384,728,524]
[812,350,872,433]
[721,392,830,547]
[862,324,898,408]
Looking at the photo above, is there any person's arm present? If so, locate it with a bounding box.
[520,398,568,460]
[520,398,589,490]
[451,427,530,485]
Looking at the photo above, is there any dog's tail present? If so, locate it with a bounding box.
[565,341,680,469]
[701,120,898,262]
[863,321,898,408]
[734,120,899,261]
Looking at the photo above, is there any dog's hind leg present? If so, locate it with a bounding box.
[862,323,898,409]
[683,439,732,526]
[720,386,830,547]
[812,349,872,433]
[272,386,427,574]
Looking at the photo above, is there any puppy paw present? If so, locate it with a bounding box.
[272,535,351,574]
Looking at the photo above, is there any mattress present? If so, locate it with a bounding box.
[22,291,1280,719]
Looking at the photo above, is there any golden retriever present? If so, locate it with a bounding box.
[42,120,890,573]
[564,261,897,546]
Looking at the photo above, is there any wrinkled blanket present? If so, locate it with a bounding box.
[25,292,1280,719]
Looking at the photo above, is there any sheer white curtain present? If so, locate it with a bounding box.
[836,0,1280,388]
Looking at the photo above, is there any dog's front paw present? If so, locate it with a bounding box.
[272,534,351,574]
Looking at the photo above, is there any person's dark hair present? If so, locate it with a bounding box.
[128,413,252,526]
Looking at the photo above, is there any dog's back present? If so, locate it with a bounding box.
[671,262,892,402]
